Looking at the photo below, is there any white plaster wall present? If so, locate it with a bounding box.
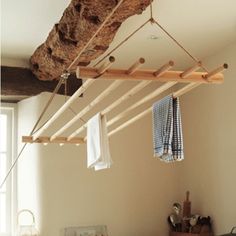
[179,42,236,234]
[17,96,41,229]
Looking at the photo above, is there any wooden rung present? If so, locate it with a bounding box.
[153,60,174,77]
[67,124,87,141]
[180,61,202,78]
[126,58,145,75]
[203,63,228,80]
[108,107,152,137]
[96,56,115,74]
[22,136,85,144]
[173,82,200,98]
[101,80,150,115]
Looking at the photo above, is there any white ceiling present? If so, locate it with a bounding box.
[1,0,236,69]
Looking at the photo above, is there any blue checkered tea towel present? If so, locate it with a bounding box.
[152,95,184,162]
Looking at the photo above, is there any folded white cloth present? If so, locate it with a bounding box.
[87,113,112,170]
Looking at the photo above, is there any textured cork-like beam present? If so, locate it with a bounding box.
[30,0,152,81]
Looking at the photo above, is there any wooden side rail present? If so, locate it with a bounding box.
[77,66,224,84]
[22,136,85,144]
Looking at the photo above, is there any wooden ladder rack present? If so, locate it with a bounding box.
[22,56,228,145]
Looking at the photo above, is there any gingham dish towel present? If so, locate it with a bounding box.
[152,95,184,162]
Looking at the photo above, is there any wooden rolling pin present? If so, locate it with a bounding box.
[183,191,191,218]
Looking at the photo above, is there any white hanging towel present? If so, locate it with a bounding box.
[87,113,112,170]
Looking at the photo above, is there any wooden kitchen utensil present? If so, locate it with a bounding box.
[183,191,191,218]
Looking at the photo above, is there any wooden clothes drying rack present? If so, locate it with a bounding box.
[22,56,227,145]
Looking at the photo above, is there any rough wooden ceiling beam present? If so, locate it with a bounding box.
[30,0,152,81]
[1,66,82,103]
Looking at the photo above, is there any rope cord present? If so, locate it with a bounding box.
[0,143,28,189]
[31,77,67,135]
[31,78,65,134]
[150,1,153,19]
[94,2,207,71]
[64,79,67,103]
[152,19,209,72]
